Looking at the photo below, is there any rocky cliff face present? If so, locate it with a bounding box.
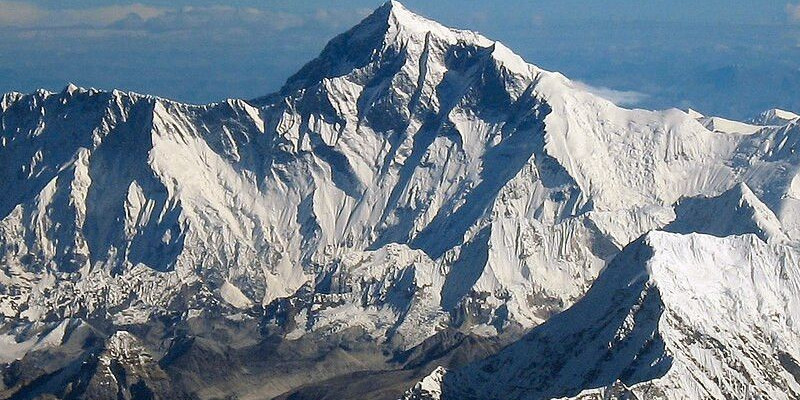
[2,2,800,399]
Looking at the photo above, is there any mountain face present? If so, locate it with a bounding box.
[2,2,800,399]
[406,232,800,400]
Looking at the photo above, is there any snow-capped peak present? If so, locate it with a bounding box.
[750,108,800,126]
[379,1,492,46]
[382,1,529,71]
[64,82,81,95]
[270,0,533,100]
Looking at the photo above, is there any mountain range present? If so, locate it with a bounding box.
[1,2,800,399]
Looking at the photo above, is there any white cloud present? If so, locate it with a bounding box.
[788,3,800,22]
[573,81,649,107]
[111,6,305,33]
[0,1,331,34]
[312,7,371,29]
[0,2,378,46]
[64,4,166,26]
[0,2,167,27]
[0,1,43,26]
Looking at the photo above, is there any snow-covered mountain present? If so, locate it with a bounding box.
[2,2,800,399]
[406,231,800,400]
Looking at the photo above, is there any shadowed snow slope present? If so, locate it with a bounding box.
[665,182,788,243]
[2,2,800,398]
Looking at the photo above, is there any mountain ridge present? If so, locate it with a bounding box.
[2,2,800,399]
[410,231,800,400]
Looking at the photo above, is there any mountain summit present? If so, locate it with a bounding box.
[268,0,523,96]
[2,2,800,399]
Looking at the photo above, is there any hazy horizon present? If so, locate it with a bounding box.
[1,0,799,119]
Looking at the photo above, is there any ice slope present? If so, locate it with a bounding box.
[3,0,800,358]
[407,231,800,400]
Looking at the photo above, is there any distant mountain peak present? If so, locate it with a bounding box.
[63,82,81,95]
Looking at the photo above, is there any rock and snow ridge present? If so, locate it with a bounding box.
[750,108,800,126]
[1,1,800,399]
[407,232,800,400]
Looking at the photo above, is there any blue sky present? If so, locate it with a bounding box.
[1,1,799,119]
